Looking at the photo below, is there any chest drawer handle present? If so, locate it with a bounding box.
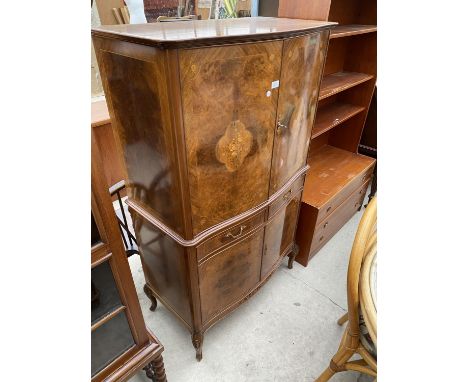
[319,236,324,241]
[225,225,247,240]
[323,222,328,228]
[283,189,292,200]
[326,206,332,213]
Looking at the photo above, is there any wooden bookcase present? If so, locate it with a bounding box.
[279,0,377,267]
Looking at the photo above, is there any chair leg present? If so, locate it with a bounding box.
[337,312,348,326]
[315,331,355,382]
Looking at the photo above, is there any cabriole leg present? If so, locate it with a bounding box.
[192,332,204,361]
[143,284,158,311]
[288,243,299,269]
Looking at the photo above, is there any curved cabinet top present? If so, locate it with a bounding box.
[91,17,335,49]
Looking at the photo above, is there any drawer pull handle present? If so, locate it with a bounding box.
[283,190,292,200]
[326,206,332,213]
[319,236,324,241]
[362,176,366,181]
[360,189,363,194]
[225,225,246,240]
[323,222,328,228]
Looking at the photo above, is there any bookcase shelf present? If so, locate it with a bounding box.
[330,24,377,39]
[319,72,374,100]
[312,102,365,139]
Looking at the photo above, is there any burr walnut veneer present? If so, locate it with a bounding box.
[92,17,334,361]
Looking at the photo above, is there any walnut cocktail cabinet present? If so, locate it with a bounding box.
[91,130,166,381]
[92,17,335,361]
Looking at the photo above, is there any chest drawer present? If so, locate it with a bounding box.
[311,179,369,253]
[197,210,265,263]
[316,165,373,224]
[268,175,305,219]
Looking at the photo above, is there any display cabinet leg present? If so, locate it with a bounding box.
[192,332,204,361]
[143,354,167,382]
[288,243,299,269]
[143,284,158,311]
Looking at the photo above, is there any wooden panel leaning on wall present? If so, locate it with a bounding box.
[92,17,335,361]
[279,0,377,267]
[92,99,126,193]
[91,129,166,382]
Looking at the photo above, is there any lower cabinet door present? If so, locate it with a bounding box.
[261,192,301,278]
[198,229,264,324]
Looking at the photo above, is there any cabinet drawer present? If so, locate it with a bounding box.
[311,180,369,253]
[197,210,265,263]
[268,175,305,219]
[316,165,373,223]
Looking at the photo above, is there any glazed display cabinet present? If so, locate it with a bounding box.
[92,17,335,360]
[91,130,166,381]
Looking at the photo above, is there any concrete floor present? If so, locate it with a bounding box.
[125,194,373,382]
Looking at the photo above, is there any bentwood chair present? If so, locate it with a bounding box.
[316,197,377,381]
[109,181,140,257]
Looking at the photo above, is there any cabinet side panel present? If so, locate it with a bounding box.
[270,32,329,194]
[133,214,193,327]
[100,50,185,236]
[179,41,282,235]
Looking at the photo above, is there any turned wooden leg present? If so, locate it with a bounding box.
[288,243,299,269]
[192,332,204,361]
[143,354,167,382]
[143,284,157,311]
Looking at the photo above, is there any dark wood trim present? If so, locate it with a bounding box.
[127,165,310,246]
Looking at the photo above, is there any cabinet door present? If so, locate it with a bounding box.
[179,41,282,235]
[269,32,329,194]
[198,229,264,324]
[261,192,301,278]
